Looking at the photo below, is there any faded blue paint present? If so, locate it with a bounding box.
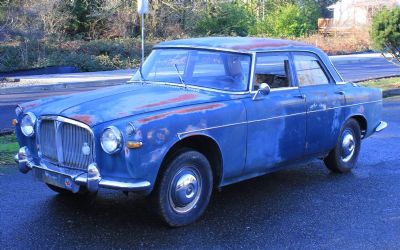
[15,37,384,193]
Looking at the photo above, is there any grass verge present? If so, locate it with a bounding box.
[359,77,400,90]
[0,134,18,165]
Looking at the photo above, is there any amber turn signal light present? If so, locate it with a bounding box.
[127,141,143,149]
[12,119,17,126]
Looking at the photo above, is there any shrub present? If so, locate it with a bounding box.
[192,2,255,36]
[251,3,317,38]
[371,8,400,66]
[0,39,144,73]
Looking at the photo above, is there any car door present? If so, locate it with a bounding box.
[293,52,346,156]
[243,52,307,174]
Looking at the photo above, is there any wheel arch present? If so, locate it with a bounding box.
[155,134,223,190]
[348,114,367,137]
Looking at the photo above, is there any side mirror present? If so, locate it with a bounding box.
[253,83,271,100]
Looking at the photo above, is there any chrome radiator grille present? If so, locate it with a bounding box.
[38,117,95,170]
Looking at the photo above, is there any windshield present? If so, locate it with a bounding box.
[132,49,251,92]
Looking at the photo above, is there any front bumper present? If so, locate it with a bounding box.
[15,147,151,193]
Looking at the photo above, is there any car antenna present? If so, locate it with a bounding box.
[174,64,186,88]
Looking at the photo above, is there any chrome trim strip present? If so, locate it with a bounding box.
[307,100,382,114]
[375,121,387,132]
[249,86,299,94]
[154,45,254,54]
[249,52,256,92]
[177,100,382,137]
[99,179,151,191]
[40,116,93,131]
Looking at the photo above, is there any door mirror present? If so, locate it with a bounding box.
[253,83,271,100]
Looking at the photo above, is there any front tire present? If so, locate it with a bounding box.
[324,118,361,173]
[153,150,213,227]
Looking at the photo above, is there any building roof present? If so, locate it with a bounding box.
[155,37,311,52]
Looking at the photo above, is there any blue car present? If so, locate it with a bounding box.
[14,37,387,226]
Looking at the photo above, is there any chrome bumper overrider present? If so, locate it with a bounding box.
[375,121,388,132]
[15,146,151,193]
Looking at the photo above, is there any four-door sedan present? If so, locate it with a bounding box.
[14,37,387,227]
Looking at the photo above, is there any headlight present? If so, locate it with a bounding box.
[20,112,36,137]
[100,126,122,154]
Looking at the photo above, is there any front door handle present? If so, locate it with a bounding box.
[335,90,345,95]
[293,94,306,99]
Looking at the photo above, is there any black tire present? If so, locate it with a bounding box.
[46,183,89,196]
[324,118,361,173]
[153,150,213,227]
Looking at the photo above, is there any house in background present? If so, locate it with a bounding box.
[318,0,400,34]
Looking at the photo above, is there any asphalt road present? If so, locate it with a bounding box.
[0,97,399,249]
[0,55,399,132]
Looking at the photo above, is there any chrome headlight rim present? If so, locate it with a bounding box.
[100,126,123,154]
[15,106,23,117]
[20,112,37,137]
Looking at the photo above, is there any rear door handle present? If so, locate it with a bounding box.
[335,91,345,95]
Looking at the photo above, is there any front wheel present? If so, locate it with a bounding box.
[324,118,361,173]
[153,150,213,227]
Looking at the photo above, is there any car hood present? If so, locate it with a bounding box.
[21,83,234,126]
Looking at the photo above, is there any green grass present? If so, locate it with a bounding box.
[359,77,400,90]
[0,134,18,165]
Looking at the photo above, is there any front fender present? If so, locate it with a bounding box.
[94,98,248,192]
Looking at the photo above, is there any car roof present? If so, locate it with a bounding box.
[155,37,313,53]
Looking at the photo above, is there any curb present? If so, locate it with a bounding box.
[0,78,130,95]
[383,89,400,98]
[0,129,14,136]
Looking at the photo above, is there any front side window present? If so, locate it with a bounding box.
[293,54,330,86]
[254,53,291,90]
[132,49,251,92]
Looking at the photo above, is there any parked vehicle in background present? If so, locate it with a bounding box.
[14,37,387,227]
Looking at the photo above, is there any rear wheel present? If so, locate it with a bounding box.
[324,118,361,173]
[153,150,213,227]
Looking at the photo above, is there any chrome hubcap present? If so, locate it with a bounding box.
[169,167,202,214]
[341,130,355,162]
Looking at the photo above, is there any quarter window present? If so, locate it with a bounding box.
[293,54,330,86]
[254,54,291,90]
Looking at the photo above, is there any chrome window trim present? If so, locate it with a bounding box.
[154,45,254,54]
[291,51,335,86]
[248,52,256,93]
[130,47,342,94]
[131,47,254,94]
[38,115,96,170]
[249,86,299,94]
[177,100,382,138]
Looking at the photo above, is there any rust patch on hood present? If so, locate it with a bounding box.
[137,93,199,109]
[139,103,224,124]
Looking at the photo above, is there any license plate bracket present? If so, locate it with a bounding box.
[34,168,80,193]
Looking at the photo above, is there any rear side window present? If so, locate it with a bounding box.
[254,53,291,90]
[293,54,330,86]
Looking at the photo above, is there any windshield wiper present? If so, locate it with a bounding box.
[174,64,186,88]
